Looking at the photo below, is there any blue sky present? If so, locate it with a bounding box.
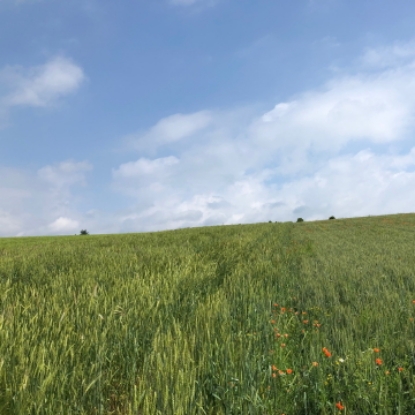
[1,0,415,236]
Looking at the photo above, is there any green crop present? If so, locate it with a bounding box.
[0,213,415,414]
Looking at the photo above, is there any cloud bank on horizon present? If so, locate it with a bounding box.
[1,0,415,236]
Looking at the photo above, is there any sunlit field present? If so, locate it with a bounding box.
[1,213,415,414]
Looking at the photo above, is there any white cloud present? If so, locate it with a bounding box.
[48,217,79,232]
[113,156,179,178]
[1,56,85,108]
[169,0,215,6]
[360,40,415,69]
[280,149,415,220]
[252,70,415,153]
[110,147,415,232]
[125,111,212,154]
[155,112,211,141]
[36,161,92,232]
[108,40,415,232]
[38,160,92,188]
[0,160,92,237]
[0,209,23,234]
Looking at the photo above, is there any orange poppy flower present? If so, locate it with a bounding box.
[335,401,345,410]
[398,367,404,372]
[270,320,276,324]
[272,372,277,378]
[375,358,383,366]
[281,307,286,312]
[272,365,278,371]
[312,361,319,367]
[286,369,293,374]
[373,348,380,353]
[303,320,309,324]
[322,347,332,357]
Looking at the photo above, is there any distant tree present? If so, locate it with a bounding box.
[268,220,272,223]
[80,229,89,235]
[296,218,304,223]
[329,216,336,220]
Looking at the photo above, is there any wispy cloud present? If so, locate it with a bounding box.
[0,0,43,5]
[170,0,199,5]
[113,156,179,179]
[0,56,85,108]
[124,111,213,155]
[38,160,92,189]
[169,0,215,6]
[168,0,218,10]
[359,40,415,69]
[312,35,340,49]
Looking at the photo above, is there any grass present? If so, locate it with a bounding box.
[1,213,415,414]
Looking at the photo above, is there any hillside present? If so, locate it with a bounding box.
[1,213,415,414]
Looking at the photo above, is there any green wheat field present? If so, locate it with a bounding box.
[1,213,415,415]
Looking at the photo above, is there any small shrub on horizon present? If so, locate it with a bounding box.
[296,218,304,223]
[329,216,336,220]
[80,229,89,235]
